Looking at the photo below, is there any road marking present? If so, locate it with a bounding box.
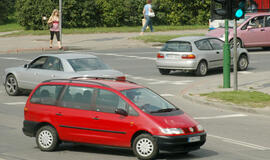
[4,102,25,105]
[148,81,170,85]
[208,134,270,150]
[239,71,253,74]
[160,94,175,97]
[194,114,247,120]
[89,52,156,61]
[0,57,30,62]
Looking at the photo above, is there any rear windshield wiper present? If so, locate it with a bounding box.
[150,108,178,113]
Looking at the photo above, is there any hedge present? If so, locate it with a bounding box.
[15,0,211,30]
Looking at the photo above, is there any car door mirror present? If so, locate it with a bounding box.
[115,108,128,116]
[24,64,29,68]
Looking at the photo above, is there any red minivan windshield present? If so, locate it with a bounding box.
[121,88,183,115]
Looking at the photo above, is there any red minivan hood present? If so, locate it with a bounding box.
[150,113,198,128]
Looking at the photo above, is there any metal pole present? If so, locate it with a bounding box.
[223,19,231,88]
[233,19,238,91]
[59,0,62,46]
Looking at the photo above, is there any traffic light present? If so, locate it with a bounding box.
[233,0,246,19]
[211,0,233,20]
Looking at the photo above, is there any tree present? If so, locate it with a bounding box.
[0,0,9,24]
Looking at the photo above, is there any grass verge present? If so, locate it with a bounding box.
[132,33,205,43]
[200,90,270,108]
[0,24,207,37]
[0,23,23,32]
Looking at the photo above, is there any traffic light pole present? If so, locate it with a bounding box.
[233,19,238,91]
[223,19,231,88]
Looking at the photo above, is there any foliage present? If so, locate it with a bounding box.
[0,0,9,24]
[15,0,211,30]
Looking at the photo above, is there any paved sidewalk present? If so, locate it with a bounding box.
[0,29,208,53]
[181,71,270,116]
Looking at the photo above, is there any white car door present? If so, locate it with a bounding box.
[208,38,224,67]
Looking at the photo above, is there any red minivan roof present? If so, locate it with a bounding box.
[43,78,143,91]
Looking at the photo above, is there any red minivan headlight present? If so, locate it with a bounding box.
[160,128,184,135]
[196,124,204,132]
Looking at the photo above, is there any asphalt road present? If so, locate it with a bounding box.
[0,48,270,160]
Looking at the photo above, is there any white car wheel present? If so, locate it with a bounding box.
[36,126,59,151]
[238,55,248,71]
[5,74,20,96]
[133,134,158,160]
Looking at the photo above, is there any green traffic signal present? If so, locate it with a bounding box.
[235,9,244,18]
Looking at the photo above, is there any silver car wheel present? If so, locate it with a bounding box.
[38,130,54,149]
[5,75,18,95]
[136,138,154,157]
[238,55,248,71]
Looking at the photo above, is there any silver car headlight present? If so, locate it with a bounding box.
[160,128,184,135]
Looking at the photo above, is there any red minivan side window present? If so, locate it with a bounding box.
[30,85,64,105]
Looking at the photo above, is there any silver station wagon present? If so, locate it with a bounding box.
[3,53,125,96]
[155,36,249,76]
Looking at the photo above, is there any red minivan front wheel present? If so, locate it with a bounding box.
[132,134,159,160]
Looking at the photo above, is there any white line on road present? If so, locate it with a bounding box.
[160,94,175,97]
[4,102,25,105]
[0,57,30,62]
[90,52,156,60]
[239,71,253,74]
[194,114,247,120]
[208,134,270,150]
[148,81,170,85]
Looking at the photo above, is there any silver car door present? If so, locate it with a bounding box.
[19,56,48,89]
[194,39,217,69]
[208,38,224,67]
[35,57,67,83]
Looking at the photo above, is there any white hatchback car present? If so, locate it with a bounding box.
[155,36,249,76]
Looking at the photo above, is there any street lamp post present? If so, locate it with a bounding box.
[59,0,62,46]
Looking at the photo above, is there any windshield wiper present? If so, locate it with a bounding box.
[150,108,178,113]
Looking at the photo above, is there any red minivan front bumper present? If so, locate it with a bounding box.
[154,132,206,153]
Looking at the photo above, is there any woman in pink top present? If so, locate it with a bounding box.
[47,9,62,49]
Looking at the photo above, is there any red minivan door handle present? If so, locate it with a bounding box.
[56,113,62,116]
[92,117,99,120]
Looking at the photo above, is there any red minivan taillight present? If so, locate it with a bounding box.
[182,54,196,59]
[157,53,164,58]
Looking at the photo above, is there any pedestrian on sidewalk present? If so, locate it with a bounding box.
[47,9,62,50]
[140,0,154,35]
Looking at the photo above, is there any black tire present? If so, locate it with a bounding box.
[230,38,242,48]
[132,134,159,160]
[5,74,20,96]
[158,69,171,75]
[36,125,59,151]
[238,54,249,71]
[262,47,270,50]
[195,61,208,76]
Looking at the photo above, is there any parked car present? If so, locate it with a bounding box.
[156,36,249,76]
[207,12,270,49]
[2,53,125,96]
[23,77,206,160]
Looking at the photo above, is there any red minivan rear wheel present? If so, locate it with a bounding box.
[132,134,159,160]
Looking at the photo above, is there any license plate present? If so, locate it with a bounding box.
[188,136,200,143]
[166,54,180,59]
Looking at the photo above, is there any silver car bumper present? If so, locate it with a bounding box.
[156,59,199,70]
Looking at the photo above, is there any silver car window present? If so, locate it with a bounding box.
[208,39,224,50]
[42,57,63,71]
[195,39,213,50]
[160,41,192,52]
[29,57,48,69]
[67,58,109,72]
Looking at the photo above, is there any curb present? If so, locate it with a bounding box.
[182,93,270,117]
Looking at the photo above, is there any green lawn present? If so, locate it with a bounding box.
[132,33,205,43]
[0,23,207,37]
[0,23,23,32]
[201,90,270,108]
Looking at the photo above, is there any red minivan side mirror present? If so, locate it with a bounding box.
[115,108,128,116]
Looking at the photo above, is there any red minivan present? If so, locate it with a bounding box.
[23,78,206,160]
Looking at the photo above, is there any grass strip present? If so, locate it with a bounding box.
[0,24,207,37]
[201,90,270,108]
